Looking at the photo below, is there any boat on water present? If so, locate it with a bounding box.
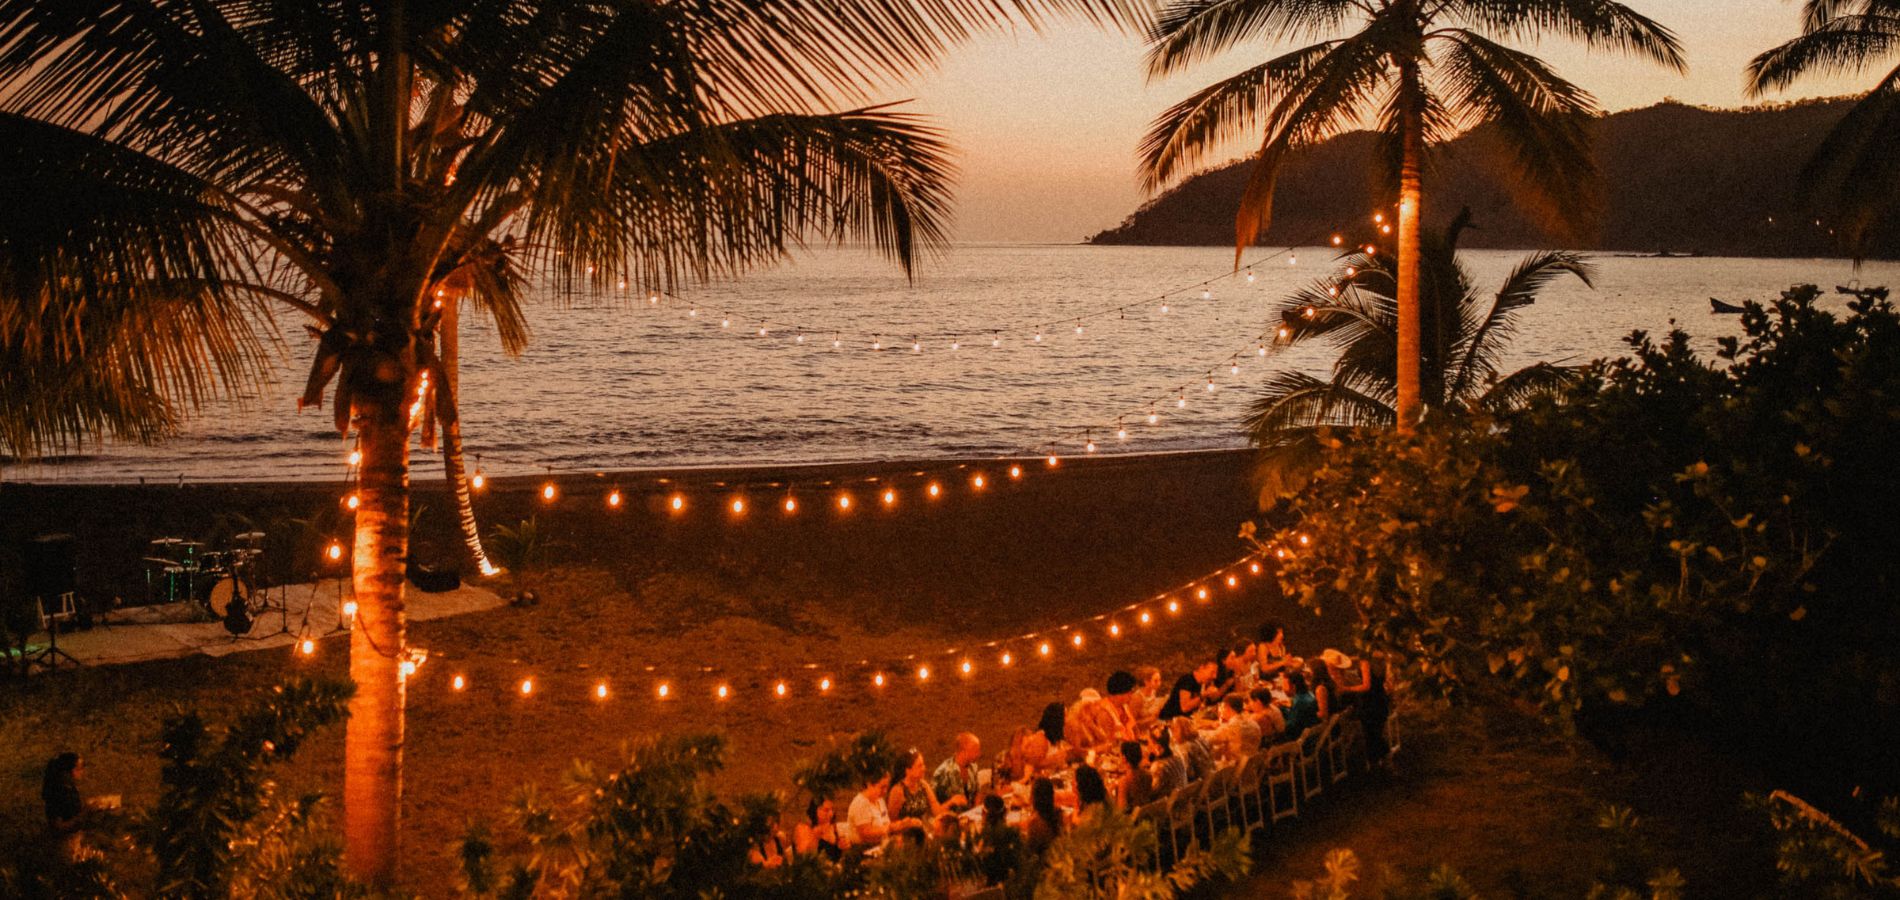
[1836,284,1890,301]
[1710,298,1746,314]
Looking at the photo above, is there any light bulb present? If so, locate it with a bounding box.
[1346,266,1356,276]
[1009,465,1023,479]
[1329,286,1340,297]
[961,660,973,675]
[1381,224,1391,234]
[757,325,768,336]
[731,498,746,514]
[1258,344,1268,356]
[657,683,671,699]
[1365,246,1377,256]
[927,482,941,498]
[973,474,986,489]
[873,673,885,688]
[1148,410,1159,425]
[917,665,930,681]
[1250,562,1262,574]
[1033,332,1042,343]
[596,682,609,699]
[950,340,960,350]
[1177,394,1187,408]
[1117,427,1128,441]
[1002,651,1014,666]
[1299,533,1311,546]
[586,265,595,275]
[1039,642,1051,657]
[820,677,832,692]
[607,490,622,508]
[1332,234,1344,245]
[1289,255,1298,266]
[342,600,358,619]
[1168,600,1180,613]
[327,542,344,561]
[1246,270,1256,283]
[471,472,486,490]
[542,482,557,501]
[1160,302,1170,314]
[617,279,627,290]
[1085,439,1097,453]
[991,335,1001,348]
[345,493,360,510]
[882,489,896,505]
[796,334,805,343]
[1201,288,1211,300]
[873,339,882,350]
[1140,611,1152,624]
[1109,623,1121,637]
[721,317,730,328]
[1278,326,1292,340]
[1046,454,1059,467]
[1374,212,1385,224]
[1227,575,1238,587]
[348,450,361,466]
[689,308,698,317]
[912,340,921,352]
[1197,587,1210,600]
[1071,633,1084,648]
[299,638,315,656]
[783,497,797,513]
[838,493,852,510]
[670,494,685,512]
[452,674,466,691]
[1206,378,1217,393]
[775,682,788,697]
[1230,362,1241,375]
[1073,324,1084,335]
[520,678,534,695]
[717,684,730,699]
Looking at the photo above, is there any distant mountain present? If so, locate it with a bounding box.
[1087,98,1898,258]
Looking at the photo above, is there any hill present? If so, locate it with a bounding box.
[1087,98,1899,258]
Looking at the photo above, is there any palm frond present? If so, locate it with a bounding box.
[1138,41,1340,192]
[1804,66,1900,253]
[1474,361,1583,412]
[1435,29,1603,236]
[1244,370,1395,446]
[1144,0,1358,78]
[1447,0,1687,72]
[1447,249,1593,402]
[1746,13,1900,96]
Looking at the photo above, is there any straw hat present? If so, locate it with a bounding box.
[1319,648,1354,670]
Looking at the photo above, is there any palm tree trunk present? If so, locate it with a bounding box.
[1394,53,1426,432]
[343,382,410,889]
[437,297,497,576]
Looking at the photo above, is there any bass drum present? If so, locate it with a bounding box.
[206,575,251,622]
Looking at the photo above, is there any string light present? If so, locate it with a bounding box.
[775,681,788,697]
[972,474,987,489]
[326,542,344,562]
[520,678,534,696]
[1168,600,1181,613]
[1196,587,1209,600]
[1001,651,1014,666]
[820,677,833,693]
[299,638,315,656]
[471,471,486,490]
[1205,377,1217,393]
[341,600,358,620]
[951,340,960,350]
[873,673,886,688]
[1070,633,1084,648]
[1245,270,1256,284]
[783,496,798,513]
[595,682,609,699]
[731,498,746,514]
[1073,324,1084,335]
[1332,234,1344,245]
[1177,393,1187,408]
[928,482,942,498]
[1085,436,1097,453]
[348,449,361,467]
[607,489,622,508]
[452,674,467,691]
[912,339,922,352]
[1116,419,1128,441]
[1201,287,1211,300]
[883,489,897,505]
[345,493,360,511]
[1010,465,1023,479]
[1109,623,1122,637]
[721,316,731,328]
[1139,611,1152,624]
[658,683,671,699]
[1226,575,1238,587]
[670,494,686,513]
[1039,642,1052,657]
[717,684,730,699]
[1046,454,1060,467]
[838,493,853,510]
[1032,331,1042,343]
[1148,406,1159,425]
[961,659,973,675]
[917,665,931,681]
[1160,302,1170,314]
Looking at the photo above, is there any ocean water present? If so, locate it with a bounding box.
[14,244,1898,483]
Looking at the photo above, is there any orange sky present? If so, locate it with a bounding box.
[881,0,1877,243]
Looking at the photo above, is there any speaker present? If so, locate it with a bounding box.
[23,534,76,599]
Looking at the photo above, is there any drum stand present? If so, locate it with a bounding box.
[28,593,82,673]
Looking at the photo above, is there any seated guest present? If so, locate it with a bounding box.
[1132,666,1166,725]
[1280,670,1320,742]
[1205,694,1263,764]
[1073,764,1110,824]
[1114,740,1155,812]
[1072,671,1141,751]
[886,749,947,838]
[1157,656,1221,720]
[1144,725,1189,794]
[977,794,1025,887]
[1245,687,1286,744]
[932,732,983,810]
[42,752,87,864]
[748,807,794,868]
[1256,621,1294,681]
[794,796,845,862]
[1310,652,1342,719]
[1065,689,1109,750]
[847,769,915,849]
[1023,777,1063,856]
[1169,716,1215,782]
[1020,702,1072,771]
[1221,640,1259,696]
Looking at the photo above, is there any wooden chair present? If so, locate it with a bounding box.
[1235,753,1268,832]
[1197,764,1240,839]
[1296,725,1325,804]
[1167,783,1200,857]
[1264,742,1300,824]
[1134,797,1173,868]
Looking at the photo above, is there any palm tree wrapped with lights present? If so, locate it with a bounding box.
[1247,211,1593,500]
[1138,0,1684,429]
[0,0,1145,885]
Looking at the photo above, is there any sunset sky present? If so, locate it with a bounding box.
[885,0,1877,243]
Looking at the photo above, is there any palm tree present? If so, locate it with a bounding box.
[1748,0,1900,253]
[1246,211,1592,500]
[1138,0,1682,430]
[0,0,1141,886]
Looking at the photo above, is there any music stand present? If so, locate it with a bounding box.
[29,592,82,672]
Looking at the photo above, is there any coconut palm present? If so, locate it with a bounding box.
[1139,0,1682,430]
[1247,211,1592,500]
[0,0,1142,885]
[1748,0,1900,253]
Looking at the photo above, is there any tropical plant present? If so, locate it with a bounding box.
[1246,211,1592,500]
[0,0,1144,885]
[1138,0,1683,427]
[1033,806,1249,899]
[1748,0,1900,255]
[485,517,548,601]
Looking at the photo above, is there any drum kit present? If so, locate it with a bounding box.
[143,531,281,635]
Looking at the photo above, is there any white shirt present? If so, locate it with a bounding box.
[846,791,889,847]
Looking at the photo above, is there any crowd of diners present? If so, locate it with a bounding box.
[746,620,1393,870]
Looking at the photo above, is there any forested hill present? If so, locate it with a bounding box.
[1086,98,1899,258]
